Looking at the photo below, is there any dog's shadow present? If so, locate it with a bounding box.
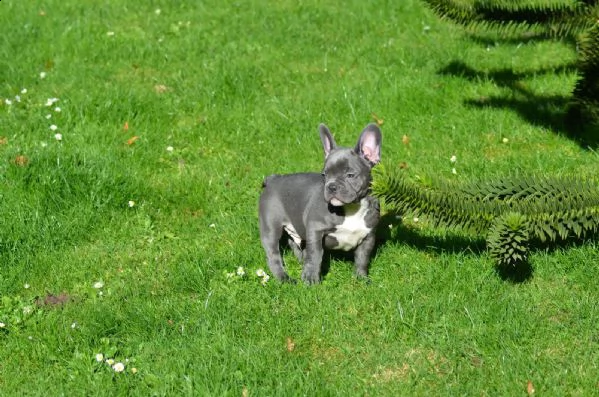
[374,214,534,283]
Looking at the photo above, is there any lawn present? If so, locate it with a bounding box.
[1,0,598,395]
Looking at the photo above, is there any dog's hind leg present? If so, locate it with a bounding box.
[259,213,295,283]
[260,231,292,282]
[287,238,304,263]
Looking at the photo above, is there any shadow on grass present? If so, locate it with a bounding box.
[376,214,534,283]
[378,211,599,283]
[276,214,549,284]
[466,32,579,48]
[494,262,534,283]
[438,60,599,147]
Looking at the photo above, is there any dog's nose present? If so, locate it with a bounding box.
[327,183,337,194]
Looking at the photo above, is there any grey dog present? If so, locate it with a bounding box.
[259,123,382,284]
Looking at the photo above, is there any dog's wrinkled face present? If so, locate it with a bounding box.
[322,150,373,206]
[319,123,382,206]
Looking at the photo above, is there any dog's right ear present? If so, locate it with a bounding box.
[319,124,337,158]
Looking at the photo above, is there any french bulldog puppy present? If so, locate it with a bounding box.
[259,123,382,284]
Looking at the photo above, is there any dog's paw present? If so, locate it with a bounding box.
[281,275,298,284]
[354,268,371,284]
[273,273,297,284]
[355,273,371,285]
[301,269,321,285]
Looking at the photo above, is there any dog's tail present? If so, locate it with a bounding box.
[261,174,280,189]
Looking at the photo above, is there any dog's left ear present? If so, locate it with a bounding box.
[356,123,382,165]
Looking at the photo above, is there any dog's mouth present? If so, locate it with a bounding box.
[328,198,345,207]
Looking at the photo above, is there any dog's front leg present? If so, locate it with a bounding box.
[301,231,324,284]
[354,232,376,279]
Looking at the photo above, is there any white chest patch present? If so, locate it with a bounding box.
[329,198,372,251]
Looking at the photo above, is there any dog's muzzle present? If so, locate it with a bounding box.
[325,181,347,206]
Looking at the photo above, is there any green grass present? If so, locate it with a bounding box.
[1,0,598,395]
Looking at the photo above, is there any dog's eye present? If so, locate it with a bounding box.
[347,172,355,178]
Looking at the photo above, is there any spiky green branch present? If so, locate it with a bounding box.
[570,21,599,124]
[372,166,599,267]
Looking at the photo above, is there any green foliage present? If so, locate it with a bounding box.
[487,212,530,266]
[372,166,497,234]
[373,167,599,267]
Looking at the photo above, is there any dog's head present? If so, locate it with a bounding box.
[319,123,382,206]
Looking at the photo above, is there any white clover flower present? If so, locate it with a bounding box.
[502,137,509,143]
[155,9,161,15]
[450,155,457,163]
[24,283,30,289]
[50,124,58,131]
[54,133,62,141]
[112,362,125,372]
[105,358,115,365]
[40,142,48,148]
[128,200,135,207]
[451,168,457,174]
[46,114,52,119]
[131,367,138,374]
[54,107,61,112]
[40,71,47,79]
[166,146,174,152]
[260,274,270,286]
[107,31,115,36]
[413,217,419,223]
[93,281,104,289]
[209,223,216,228]
[14,95,21,102]
[236,266,245,277]
[256,268,270,285]
[71,322,77,329]
[95,353,104,362]
[4,99,12,106]
[22,306,33,315]
[45,97,58,106]
[0,322,6,328]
